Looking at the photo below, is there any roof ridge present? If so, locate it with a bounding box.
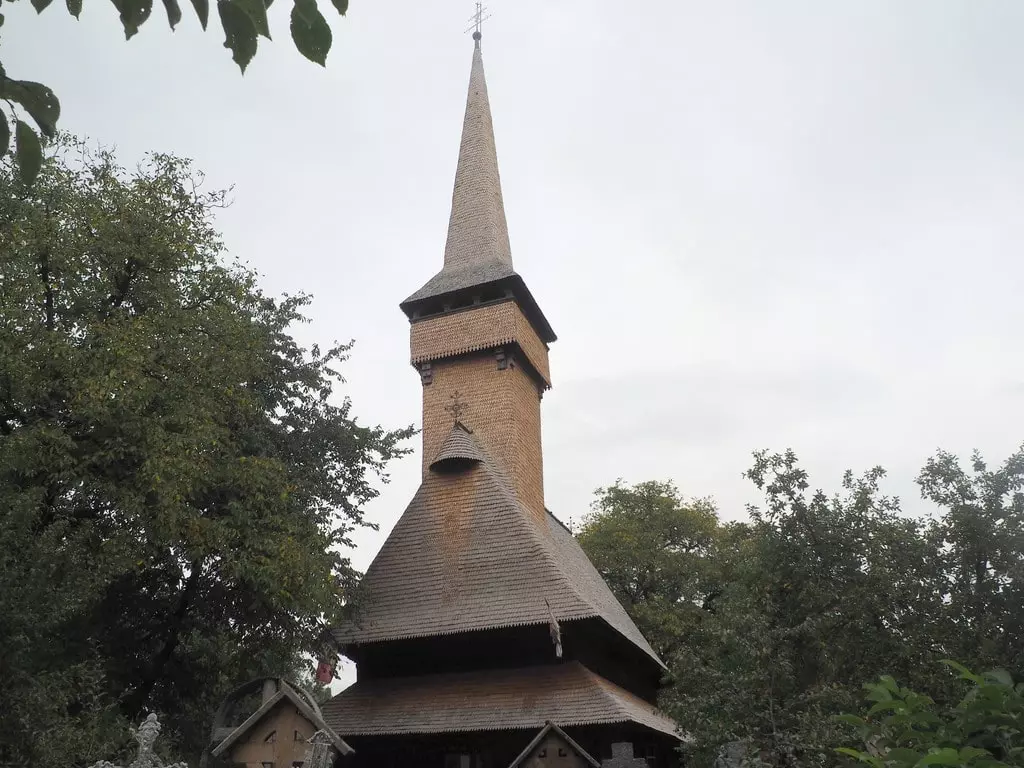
[211,686,353,758]
[462,441,606,628]
[470,457,663,668]
[528,505,663,667]
[471,455,597,622]
[545,508,573,535]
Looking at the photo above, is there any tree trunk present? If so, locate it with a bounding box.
[121,561,203,719]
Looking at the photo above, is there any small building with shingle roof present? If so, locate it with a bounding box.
[323,29,680,768]
[209,678,352,768]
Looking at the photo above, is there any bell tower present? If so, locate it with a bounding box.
[400,34,556,518]
[326,28,680,768]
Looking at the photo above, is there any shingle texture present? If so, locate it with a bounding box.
[321,662,679,738]
[420,354,546,515]
[429,422,486,467]
[404,43,514,306]
[332,429,662,667]
[404,262,517,305]
[410,300,551,386]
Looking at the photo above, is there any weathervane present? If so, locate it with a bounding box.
[465,2,491,43]
[445,390,468,423]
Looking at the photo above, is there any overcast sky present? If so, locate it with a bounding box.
[8,2,1024,574]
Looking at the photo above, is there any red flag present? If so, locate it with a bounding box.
[315,659,334,684]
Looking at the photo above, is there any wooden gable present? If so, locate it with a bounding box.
[509,723,600,768]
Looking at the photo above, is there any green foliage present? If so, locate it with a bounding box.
[0,136,413,767]
[0,0,349,185]
[579,445,1024,767]
[837,663,1024,768]
[917,451,1024,674]
[576,480,726,659]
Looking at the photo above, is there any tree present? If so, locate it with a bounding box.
[0,136,413,767]
[576,480,727,659]
[578,447,1024,767]
[837,662,1024,768]
[917,448,1024,675]
[696,450,943,766]
[0,0,349,185]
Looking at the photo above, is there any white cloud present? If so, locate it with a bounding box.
[8,0,1023,573]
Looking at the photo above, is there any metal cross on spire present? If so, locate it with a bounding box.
[465,2,491,44]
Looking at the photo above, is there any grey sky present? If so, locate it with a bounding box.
[7,0,1023,569]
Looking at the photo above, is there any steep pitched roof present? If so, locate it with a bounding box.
[321,662,679,738]
[509,722,601,768]
[211,681,353,757]
[332,425,663,668]
[417,39,512,294]
[400,42,556,344]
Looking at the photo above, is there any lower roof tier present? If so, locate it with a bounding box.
[321,661,679,739]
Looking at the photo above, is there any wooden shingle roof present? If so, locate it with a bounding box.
[321,662,679,738]
[422,42,511,284]
[211,680,353,757]
[399,42,556,344]
[429,421,486,468]
[332,426,663,668]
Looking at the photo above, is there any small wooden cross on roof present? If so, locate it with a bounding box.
[445,390,468,422]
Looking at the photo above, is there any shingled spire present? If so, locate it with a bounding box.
[400,40,554,346]
[444,36,512,272]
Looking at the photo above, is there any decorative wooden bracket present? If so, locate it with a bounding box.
[419,362,433,385]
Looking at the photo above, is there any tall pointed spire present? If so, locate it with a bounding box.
[400,33,555,347]
[443,36,512,272]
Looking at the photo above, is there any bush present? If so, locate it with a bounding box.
[837,662,1023,768]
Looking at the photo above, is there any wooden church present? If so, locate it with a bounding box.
[321,29,680,768]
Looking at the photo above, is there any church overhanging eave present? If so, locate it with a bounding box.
[332,614,663,673]
[401,274,556,344]
[410,340,552,391]
[332,613,598,653]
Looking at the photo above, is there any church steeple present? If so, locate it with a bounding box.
[401,36,555,514]
[442,35,512,273]
[400,39,555,346]
[325,30,679,764]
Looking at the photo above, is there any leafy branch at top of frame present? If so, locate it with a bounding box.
[0,0,350,185]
